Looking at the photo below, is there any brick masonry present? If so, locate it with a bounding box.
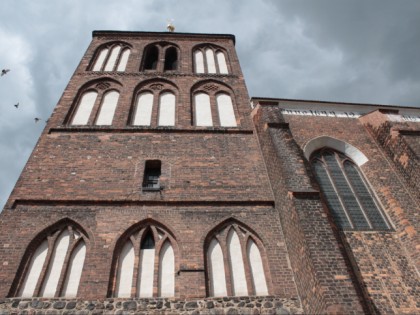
[0,30,419,314]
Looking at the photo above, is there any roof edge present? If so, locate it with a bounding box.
[251,96,420,110]
[92,30,235,44]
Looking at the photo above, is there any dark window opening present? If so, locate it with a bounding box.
[164,47,178,71]
[141,231,155,249]
[144,46,159,70]
[142,160,161,190]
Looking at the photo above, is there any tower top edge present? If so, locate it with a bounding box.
[92,30,236,44]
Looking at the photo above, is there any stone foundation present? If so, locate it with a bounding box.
[0,296,302,314]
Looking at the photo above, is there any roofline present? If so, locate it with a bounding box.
[92,30,235,44]
[251,96,420,110]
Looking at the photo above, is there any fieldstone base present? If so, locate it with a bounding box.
[0,296,302,314]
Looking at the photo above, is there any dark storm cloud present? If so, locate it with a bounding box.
[0,0,419,209]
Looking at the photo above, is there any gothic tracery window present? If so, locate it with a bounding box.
[194,46,229,74]
[70,81,121,126]
[206,222,269,297]
[192,82,237,127]
[131,81,177,127]
[91,43,131,72]
[111,224,176,298]
[311,149,390,230]
[15,224,87,298]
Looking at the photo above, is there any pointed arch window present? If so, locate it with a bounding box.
[192,86,238,127]
[112,224,176,298]
[14,225,87,298]
[132,87,176,127]
[311,149,390,231]
[70,88,120,126]
[194,46,229,74]
[92,43,131,72]
[141,44,179,72]
[206,223,269,297]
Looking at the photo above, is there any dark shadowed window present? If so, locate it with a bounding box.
[143,46,159,70]
[142,160,161,190]
[164,47,178,71]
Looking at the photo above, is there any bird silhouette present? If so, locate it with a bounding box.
[1,69,10,76]
[14,102,19,108]
[34,118,41,123]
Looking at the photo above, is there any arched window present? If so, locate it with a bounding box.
[311,149,390,230]
[141,44,179,72]
[216,93,237,127]
[192,82,238,128]
[112,223,176,298]
[15,224,87,298]
[164,47,178,71]
[194,46,229,74]
[143,45,159,70]
[194,93,213,126]
[131,80,178,127]
[206,222,269,297]
[92,44,131,72]
[70,86,120,126]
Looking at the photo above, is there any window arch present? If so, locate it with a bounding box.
[13,223,88,298]
[110,222,177,298]
[192,81,238,127]
[311,148,390,230]
[141,43,179,72]
[206,221,269,297]
[91,43,131,72]
[131,80,177,127]
[194,46,229,74]
[69,80,121,126]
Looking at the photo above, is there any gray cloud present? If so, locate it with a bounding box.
[0,0,419,209]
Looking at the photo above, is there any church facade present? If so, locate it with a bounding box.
[0,31,418,314]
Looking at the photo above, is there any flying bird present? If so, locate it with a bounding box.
[34,118,41,123]
[1,69,10,76]
[14,102,19,108]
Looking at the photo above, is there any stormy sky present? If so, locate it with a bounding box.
[1,0,419,209]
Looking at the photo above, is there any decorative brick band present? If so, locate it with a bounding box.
[48,128,254,135]
[0,296,303,314]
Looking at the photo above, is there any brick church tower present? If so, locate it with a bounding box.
[0,30,418,314]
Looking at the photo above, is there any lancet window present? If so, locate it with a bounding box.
[111,224,176,298]
[194,46,229,74]
[69,80,121,126]
[91,43,131,72]
[141,43,179,72]
[13,224,87,298]
[311,149,390,230]
[192,82,237,127]
[131,81,177,127]
[206,222,269,297]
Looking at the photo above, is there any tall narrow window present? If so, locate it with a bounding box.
[194,93,213,126]
[142,160,161,190]
[216,52,228,74]
[133,92,154,126]
[16,225,87,298]
[194,47,229,74]
[91,44,131,72]
[194,51,205,73]
[71,91,98,125]
[205,48,216,74]
[311,149,390,230]
[112,224,176,298]
[158,92,176,126]
[144,46,159,70]
[164,47,178,71]
[117,49,130,72]
[95,91,120,125]
[216,93,237,127]
[207,223,268,297]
